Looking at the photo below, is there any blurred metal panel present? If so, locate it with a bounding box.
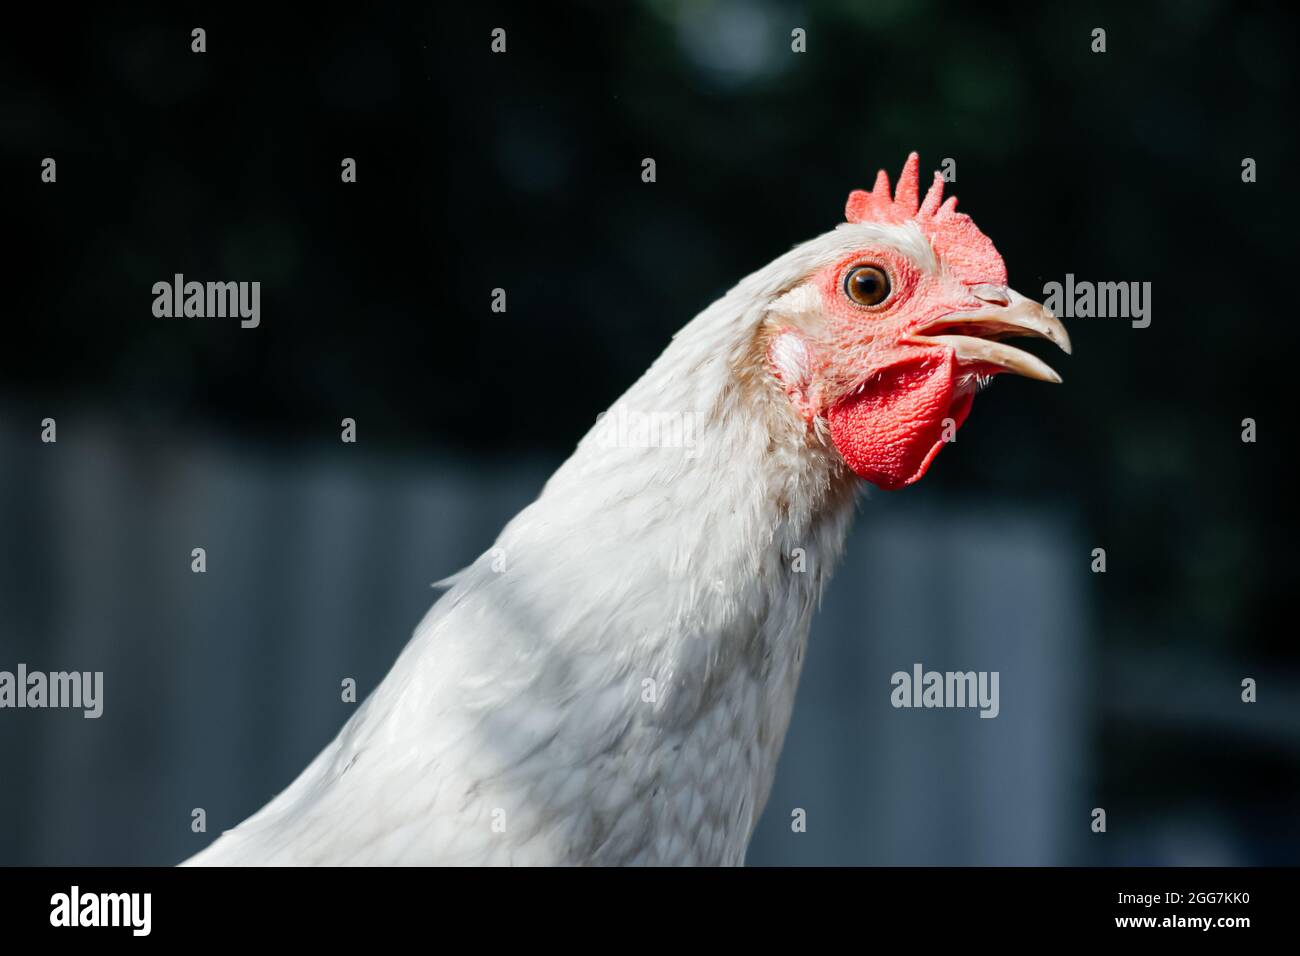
[747,502,1088,865]
[0,419,1085,865]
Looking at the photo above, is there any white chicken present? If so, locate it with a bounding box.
[185,154,1070,866]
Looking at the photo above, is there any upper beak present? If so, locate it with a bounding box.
[908,285,1072,384]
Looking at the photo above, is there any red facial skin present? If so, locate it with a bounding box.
[770,155,1019,490]
[773,241,1009,490]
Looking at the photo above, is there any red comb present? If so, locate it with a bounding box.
[843,152,1005,283]
[844,152,957,225]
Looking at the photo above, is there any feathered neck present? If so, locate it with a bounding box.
[526,244,863,653]
[544,271,857,542]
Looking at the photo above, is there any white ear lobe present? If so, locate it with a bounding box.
[768,328,819,422]
[770,329,810,383]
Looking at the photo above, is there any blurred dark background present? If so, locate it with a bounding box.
[1,1,1296,865]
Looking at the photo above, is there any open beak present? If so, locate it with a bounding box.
[908,285,1072,383]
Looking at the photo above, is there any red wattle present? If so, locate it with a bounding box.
[827,352,969,490]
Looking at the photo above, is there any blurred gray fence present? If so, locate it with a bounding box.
[0,415,1087,865]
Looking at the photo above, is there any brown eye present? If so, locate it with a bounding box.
[845,265,891,307]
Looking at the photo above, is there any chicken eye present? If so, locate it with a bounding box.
[844,265,891,307]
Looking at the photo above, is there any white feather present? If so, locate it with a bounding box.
[184,221,930,866]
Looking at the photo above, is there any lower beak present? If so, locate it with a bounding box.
[908,287,1072,383]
